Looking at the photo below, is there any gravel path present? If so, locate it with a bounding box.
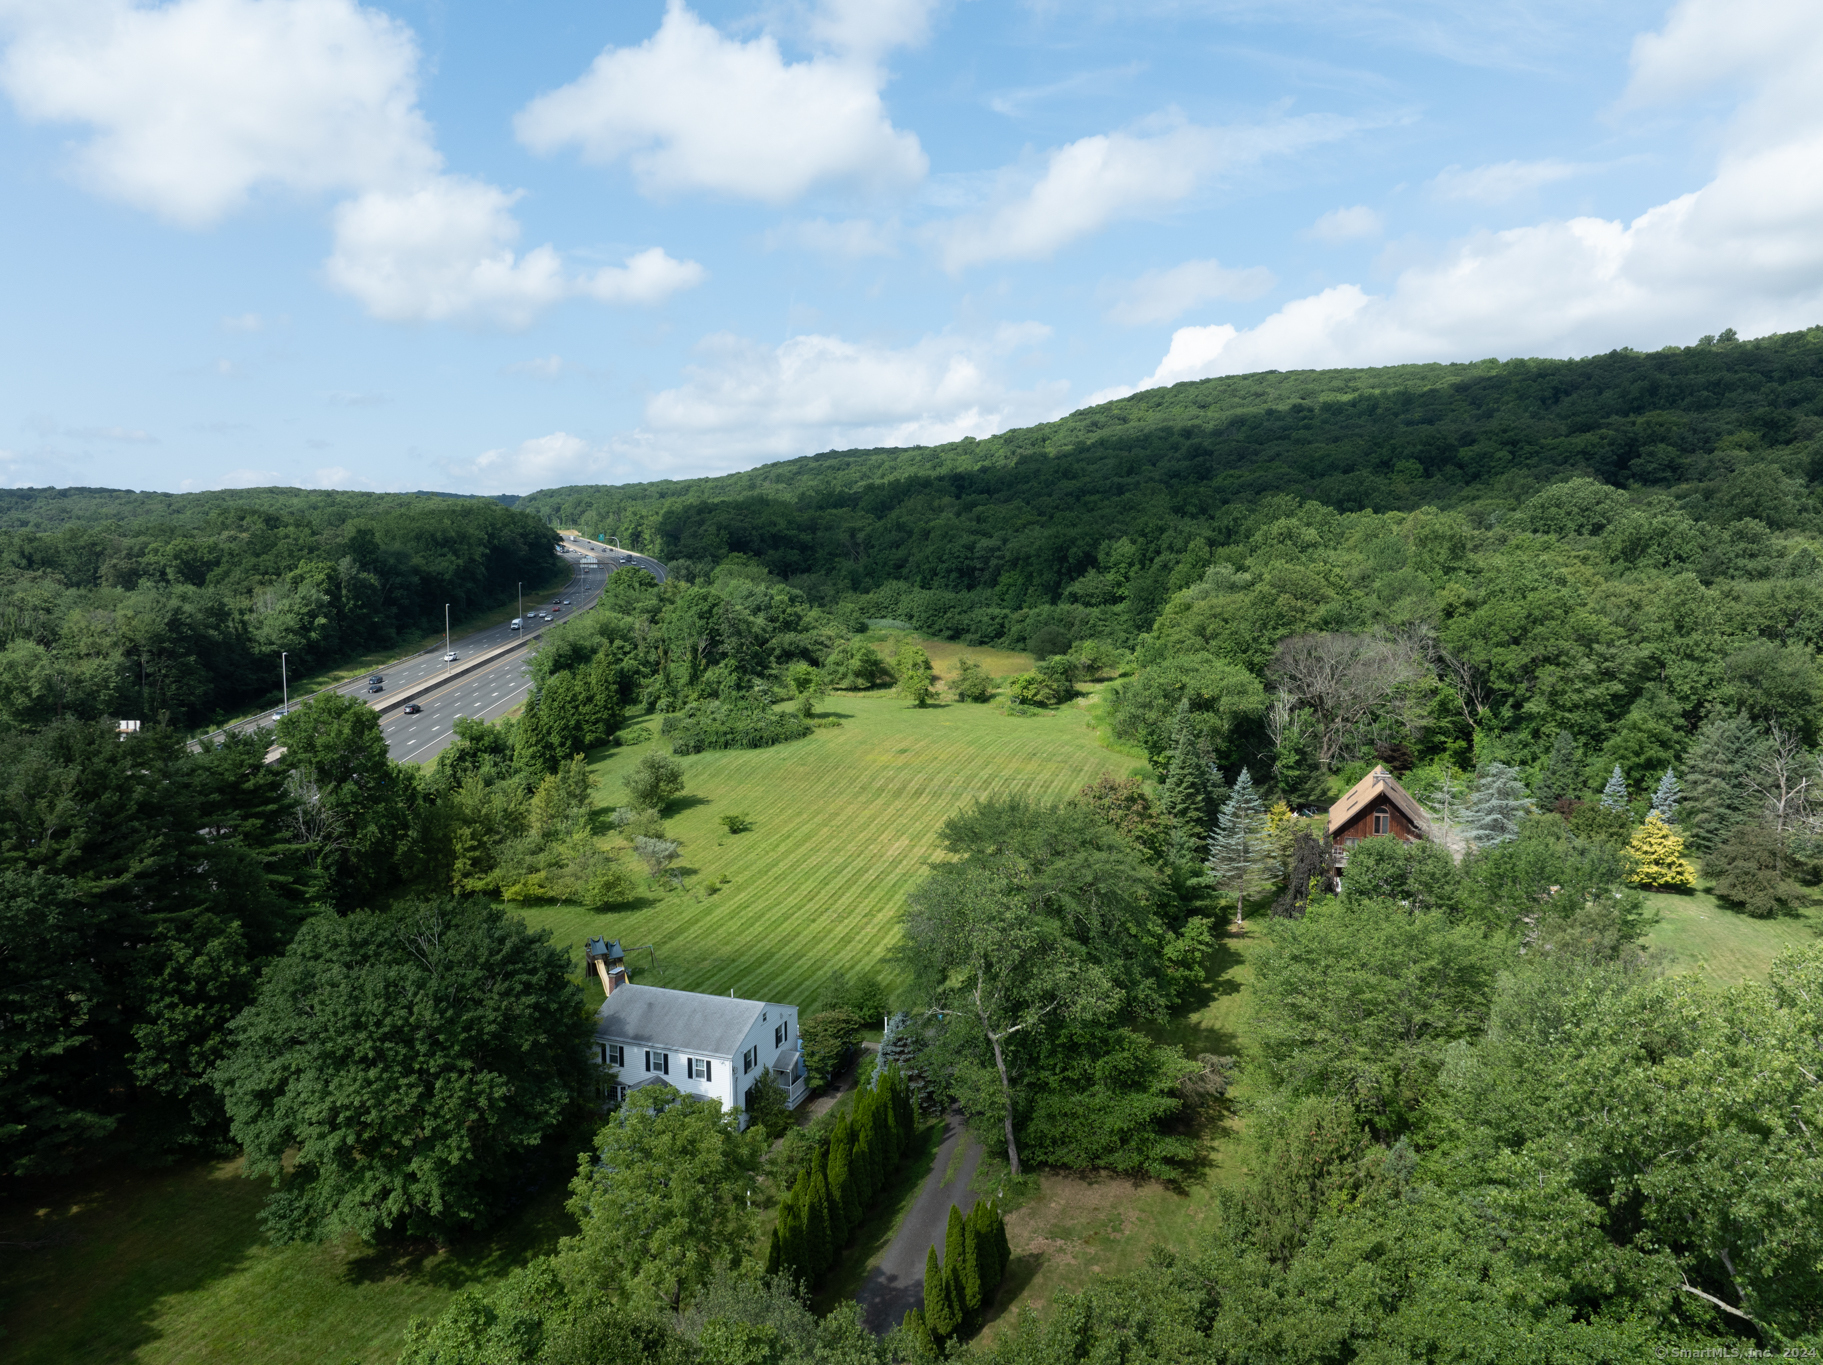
[857,1112,982,1335]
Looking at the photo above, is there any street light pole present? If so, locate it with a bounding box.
[518,582,522,626]
[445,604,450,661]
[281,652,288,712]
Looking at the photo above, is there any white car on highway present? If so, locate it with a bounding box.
[444,651,459,662]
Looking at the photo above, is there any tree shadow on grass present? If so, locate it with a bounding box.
[0,1158,272,1365]
[663,794,713,815]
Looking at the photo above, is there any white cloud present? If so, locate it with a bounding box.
[767,217,900,258]
[576,246,707,305]
[1116,0,1823,393]
[937,111,1364,272]
[1304,204,1383,242]
[217,467,283,488]
[514,0,927,204]
[808,0,938,63]
[1429,159,1594,204]
[0,0,700,328]
[1103,258,1275,326]
[447,432,611,494]
[0,0,435,226]
[324,179,703,326]
[640,323,1066,459]
[451,324,1070,490]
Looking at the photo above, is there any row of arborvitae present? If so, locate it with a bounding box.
[905,1199,1012,1349]
[765,1064,917,1285]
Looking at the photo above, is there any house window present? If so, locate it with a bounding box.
[743,1046,757,1075]
[687,1057,713,1081]
[774,1023,784,1047]
[607,1044,624,1068]
[596,1044,607,1067]
[645,1050,669,1074]
[1373,806,1390,835]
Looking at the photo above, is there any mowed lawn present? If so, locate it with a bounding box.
[1643,888,1822,982]
[522,685,1137,1008]
[0,1151,575,1365]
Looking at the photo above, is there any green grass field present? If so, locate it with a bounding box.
[522,684,1136,1010]
[0,1149,575,1365]
[1643,888,1822,982]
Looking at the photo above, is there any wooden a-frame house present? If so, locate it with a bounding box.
[1328,765,1430,872]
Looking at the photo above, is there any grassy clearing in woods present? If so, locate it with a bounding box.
[1642,887,1822,982]
[518,686,1129,1010]
[0,1149,575,1365]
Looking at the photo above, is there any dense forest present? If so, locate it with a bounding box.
[0,488,557,730]
[7,330,1823,1359]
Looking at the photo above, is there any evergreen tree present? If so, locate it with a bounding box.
[1624,812,1696,890]
[959,1212,984,1314]
[1533,730,1581,808]
[923,1243,958,1337]
[1206,769,1271,923]
[1600,764,1629,811]
[902,1307,937,1358]
[1651,766,1682,823]
[942,1221,971,1327]
[809,1161,836,1270]
[826,1133,855,1245]
[1162,705,1220,846]
[765,1224,781,1277]
[1461,762,1530,849]
[991,1203,1011,1288]
[1682,712,1769,854]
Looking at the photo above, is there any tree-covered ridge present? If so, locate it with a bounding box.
[521,328,1823,607]
[516,358,1490,538]
[0,490,555,730]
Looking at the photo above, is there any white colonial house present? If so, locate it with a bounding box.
[584,937,807,1124]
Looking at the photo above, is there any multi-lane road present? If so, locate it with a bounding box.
[379,538,666,764]
[208,536,666,765]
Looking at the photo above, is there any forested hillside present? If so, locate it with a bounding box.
[0,488,555,730]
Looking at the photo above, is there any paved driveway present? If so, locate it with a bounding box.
[857,1113,982,1334]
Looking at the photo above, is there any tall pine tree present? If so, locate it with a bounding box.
[1534,729,1582,808]
[1600,764,1629,811]
[1462,762,1530,849]
[1206,769,1270,924]
[924,1243,958,1336]
[1162,705,1225,851]
[1651,766,1682,822]
[1682,712,1768,854]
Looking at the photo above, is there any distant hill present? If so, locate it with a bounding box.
[514,330,1823,607]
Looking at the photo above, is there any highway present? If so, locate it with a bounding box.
[377,535,665,764]
[208,533,666,765]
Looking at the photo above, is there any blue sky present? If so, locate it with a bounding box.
[2,0,1819,495]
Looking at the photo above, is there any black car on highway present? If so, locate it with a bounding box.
[403,703,422,715]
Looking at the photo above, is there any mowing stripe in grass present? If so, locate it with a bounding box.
[517,693,1131,1008]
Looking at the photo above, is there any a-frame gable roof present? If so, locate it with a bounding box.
[1328,765,1427,837]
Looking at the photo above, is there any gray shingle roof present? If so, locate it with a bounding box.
[594,984,782,1057]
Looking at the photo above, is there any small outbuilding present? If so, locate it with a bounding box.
[1328,765,1429,871]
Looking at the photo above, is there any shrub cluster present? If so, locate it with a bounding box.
[765,1066,916,1286]
[661,698,814,754]
[906,1199,1012,1347]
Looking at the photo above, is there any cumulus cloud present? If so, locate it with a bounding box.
[450,324,1070,491]
[448,432,606,493]
[1429,159,1594,204]
[0,0,700,326]
[0,0,434,226]
[1304,204,1383,242]
[936,111,1364,272]
[1103,258,1275,326]
[514,0,927,204]
[1113,0,1823,393]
